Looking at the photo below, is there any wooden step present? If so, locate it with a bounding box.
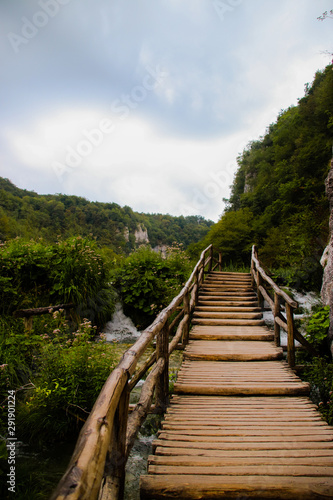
[140,474,333,499]
[189,325,273,341]
[174,360,309,396]
[195,306,262,312]
[203,280,252,286]
[183,340,283,362]
[199,291,257,297]
[201,286,254,292]
[192,318,265,326]
[193,311,263,320]
[208,271,251,279]
[198,300,258,307]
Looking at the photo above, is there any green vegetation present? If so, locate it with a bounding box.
[16,317,120,445]
[202,64,333,289]
[0,231,195,498]
[0,177,213,253]
[0,236,116,327]
[297,305,333,425]
[302,305,330,353]
[112,244,193,328]
[0,311,120,499]
[303,357,333,425]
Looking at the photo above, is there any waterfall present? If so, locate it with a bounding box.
[103,303,141,343]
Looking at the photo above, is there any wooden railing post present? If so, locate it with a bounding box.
[256,269,264,309]
[194,267,199,306]
[273,293,281,347]
[100,385,130,500]
[218,252,222,271]
[208,246,213,273]
[182,289,190,346]
[286,304,296,368]
[155,324,169,413]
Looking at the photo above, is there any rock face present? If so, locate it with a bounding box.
[134,224,149,244]
[153,245,168,258]
[123,227,130,242]
[320,157,333,356]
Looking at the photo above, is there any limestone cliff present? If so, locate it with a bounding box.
[134,224,149,244]
[321,157,333,355]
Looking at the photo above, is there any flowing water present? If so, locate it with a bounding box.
[103,303,142,343]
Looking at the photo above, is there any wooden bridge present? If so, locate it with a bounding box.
[52,246,333,500]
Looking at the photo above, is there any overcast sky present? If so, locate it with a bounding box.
[0,0,332,221]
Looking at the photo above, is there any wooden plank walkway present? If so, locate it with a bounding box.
[140,272,333,499]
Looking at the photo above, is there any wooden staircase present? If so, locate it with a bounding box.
[193,272,265,327]
[140,272,333,499]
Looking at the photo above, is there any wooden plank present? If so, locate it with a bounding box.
[160,424,330,432]
[157,432,333,443]
[158,427,333,437]
[147,464,333,476]
[148,455,333,467]
[193,312,263,319]
[154,447,333,458]
[173,385,310,396]
[168,396,315,405]
[192,319,266,326]
[152,438,333,450]
[140,474,333,499]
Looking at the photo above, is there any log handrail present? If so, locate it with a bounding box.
[51,244,222,500]
[251,245,319,367]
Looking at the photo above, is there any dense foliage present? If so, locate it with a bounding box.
[203,64,333,288]
[303,357,333,425]
[0,178,213,253]
[0,311,120,499]
[0,236,116,327]
[112,245,193,328]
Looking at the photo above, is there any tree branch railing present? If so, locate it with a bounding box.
[251,245,319,367]
[51,244,222,500]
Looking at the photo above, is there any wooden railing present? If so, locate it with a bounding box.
[51,244,222,500]
[251,245,318,367]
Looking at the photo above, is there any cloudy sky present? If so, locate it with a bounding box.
[0,0,332,221]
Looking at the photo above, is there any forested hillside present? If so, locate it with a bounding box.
[204,64,333,289]
[0,178,213,253]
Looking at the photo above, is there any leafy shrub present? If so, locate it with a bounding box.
[112,245,192,328]
[16,317,120,445]
[0,238,52,314]
[0,236,116,327]
[303,358,333,425]
[302,305,330,356]
[270,259,323,291]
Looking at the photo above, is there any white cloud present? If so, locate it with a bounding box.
[1,0,332,221]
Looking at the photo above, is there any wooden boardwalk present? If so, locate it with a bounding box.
[140,272,333,499]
